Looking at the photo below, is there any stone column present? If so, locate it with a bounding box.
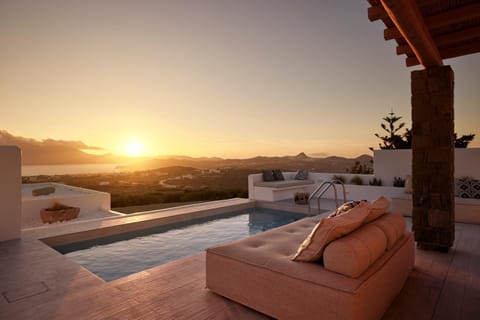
[411,65,455,250]
[0,146,22,241]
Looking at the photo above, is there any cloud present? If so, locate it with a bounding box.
[0,129,110,165]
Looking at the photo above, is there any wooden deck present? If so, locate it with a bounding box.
[1,220,479,319]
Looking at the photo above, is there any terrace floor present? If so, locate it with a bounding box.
[1,210,479,319]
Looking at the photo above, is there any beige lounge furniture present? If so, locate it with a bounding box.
[206,212,414,320]
[249,172,315,202]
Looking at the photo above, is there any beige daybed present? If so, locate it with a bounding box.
[206,205,414,320]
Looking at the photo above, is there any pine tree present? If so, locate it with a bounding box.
[370,111,475,151]
[372,111,409,150]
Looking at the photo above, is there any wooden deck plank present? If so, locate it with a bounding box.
[1,220,480,319]
[433,223,480,320]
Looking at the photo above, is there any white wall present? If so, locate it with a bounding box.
[21,183,111,227]
[374,148,480,186]
[0,146,21,241]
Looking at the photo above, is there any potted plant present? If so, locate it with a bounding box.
[40,202,80,224]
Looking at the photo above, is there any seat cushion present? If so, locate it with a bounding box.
[292,202,370,262]
[370,212,407,250]
[254,179,315,188]
[323,224,387,278]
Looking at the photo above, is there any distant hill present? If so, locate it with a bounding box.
[0,130,118,165]
[133,152,373,173]
[1,130,372,172]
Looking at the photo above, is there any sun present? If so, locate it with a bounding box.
[123,142,145,157]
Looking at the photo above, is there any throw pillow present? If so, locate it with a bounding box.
[262,170,275,182]
[455,177,471,198]
[292,202,370,262]
[294,170,309,180]
[364,196,390,223]
[470,179,480,199]
[328,200,362,218]
[404,175,413,194]
[272,169,285,181]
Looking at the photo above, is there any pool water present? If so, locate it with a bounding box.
[55,208,307,281]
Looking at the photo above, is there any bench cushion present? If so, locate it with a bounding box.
[254,179,314,188]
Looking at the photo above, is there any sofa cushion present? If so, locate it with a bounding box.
[294,170,309,180]
[262,170,275,182]
[365,196,390,223]
[472,179,480,199]
[370,212,407,250]
[272,169,285,181]
[292,202,370,262]
[253,180,315,188]
[323,224,387,278]
[456,177,480,199]
[404,175,413,194]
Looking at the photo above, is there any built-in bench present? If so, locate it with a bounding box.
[248,172,315,202]
[392,194,480,224]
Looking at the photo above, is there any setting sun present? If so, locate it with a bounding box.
[124,142,145,157]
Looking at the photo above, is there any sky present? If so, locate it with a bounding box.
[1,0,479,158]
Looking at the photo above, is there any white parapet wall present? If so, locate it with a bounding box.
[21,182,111,227]
[249,148,480,205]
[374,148,480,186]
[0,146,21,241]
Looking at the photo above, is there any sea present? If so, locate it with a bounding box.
[22,164,125,176]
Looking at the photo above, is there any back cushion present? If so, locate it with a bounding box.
[323,224,387,278]
[262,170,275,182]
[365,196,390,223]
[292,202,370,262]
[369,212,407,250]
[272,169,285,181]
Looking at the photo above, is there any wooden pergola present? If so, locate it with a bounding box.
[367,0,480,250]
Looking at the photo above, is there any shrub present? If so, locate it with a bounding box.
[350,176,363,185]
[369,178,383,186]
[332,175,346,184]
[393,176,405,187]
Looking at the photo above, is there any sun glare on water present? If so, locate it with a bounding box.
[124,142,145,157]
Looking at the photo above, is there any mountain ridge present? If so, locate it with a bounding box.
[1,129,372,172]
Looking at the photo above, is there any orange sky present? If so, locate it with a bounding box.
[1,0,479,158]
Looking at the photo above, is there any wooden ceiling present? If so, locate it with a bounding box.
[367,0,480,67]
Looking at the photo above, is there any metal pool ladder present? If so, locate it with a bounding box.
[308,180,347,214]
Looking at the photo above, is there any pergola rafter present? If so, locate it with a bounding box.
[367,0,480,250]
[368,0,480,67]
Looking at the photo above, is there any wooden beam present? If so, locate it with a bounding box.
[384,27,402,40]
[397,26,480,55]
[426,2,480,32]
[369,0,441,22]
[381,0,442,67]
[440,41,480,60]
[383,27,408,41]
[384,2,480,40]
[368,5,386,22]
[406,41,480,66]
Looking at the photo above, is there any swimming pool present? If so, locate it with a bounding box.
[55,208,307,281]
